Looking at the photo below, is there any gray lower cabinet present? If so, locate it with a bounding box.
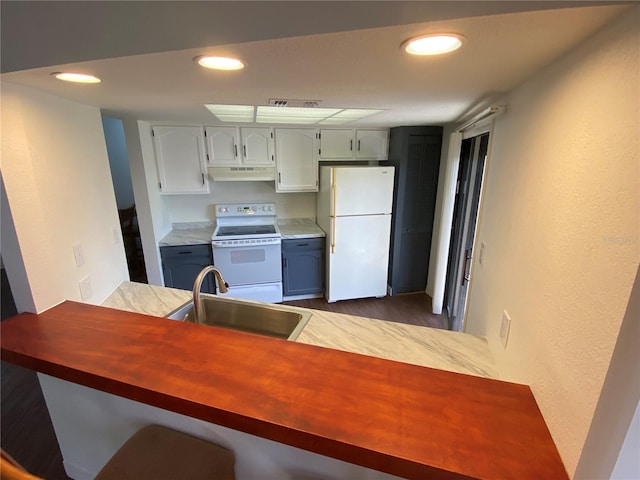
[282,238,324,297]
[160,244,214,293]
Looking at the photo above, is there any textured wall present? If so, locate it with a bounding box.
[1,83,129,311]
[465,10,639,476]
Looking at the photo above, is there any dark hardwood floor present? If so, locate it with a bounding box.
[1,269,71,479]
[285,292,447,330]
[1,271,445,479]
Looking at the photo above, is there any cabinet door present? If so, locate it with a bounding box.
[205,127,240,166]
[319,129,354,160]
[355,129,389,160]
[275,129,318,192]
[161,245,214,293]
[282,239,324,296]
[153,126,209,194]
[241,127,275,166]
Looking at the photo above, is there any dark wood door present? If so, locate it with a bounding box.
[387,129,442,295]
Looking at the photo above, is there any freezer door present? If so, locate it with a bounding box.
[326,214,391,302]
[332,166,395,216]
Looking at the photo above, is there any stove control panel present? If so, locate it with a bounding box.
[215,203,276,217]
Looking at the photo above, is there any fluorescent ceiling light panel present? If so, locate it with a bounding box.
[318,117,351,125]
[331,109,383,119]
[205,104,254,122]
[319,109,384,124]
[256,116,323,124]
[256,106,341,119]
[205,105,385,124]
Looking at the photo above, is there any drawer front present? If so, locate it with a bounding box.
[160,244,212,259]
[282,238,324,253]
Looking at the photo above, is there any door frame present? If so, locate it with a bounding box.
[444,133,489,331]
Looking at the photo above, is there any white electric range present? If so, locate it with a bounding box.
[212,203,283,303]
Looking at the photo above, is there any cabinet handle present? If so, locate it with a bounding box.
[297,243,309,247]
[350,139,353,151]
[202,173,205,185]
[278,172,281,183]
[358,140,361,151]
[178,251,193,255]
[234,145,238,157]
[243,145,247,157]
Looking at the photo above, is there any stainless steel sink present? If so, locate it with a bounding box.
[166,294,312,341]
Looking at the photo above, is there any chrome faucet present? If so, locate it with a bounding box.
[193,266,229,324]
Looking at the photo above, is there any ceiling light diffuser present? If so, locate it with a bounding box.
[204,104,386,125]
[205,104,254,122]
[402,34,464,56]
[196,56,245,71]
[51,72,101,83]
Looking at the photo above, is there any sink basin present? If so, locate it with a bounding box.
[166,295,312,341]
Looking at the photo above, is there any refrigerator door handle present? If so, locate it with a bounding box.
[331,168,337,217]
[331,216,336,253]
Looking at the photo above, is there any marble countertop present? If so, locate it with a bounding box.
[102,282,497,379]
[277,218,326,239]
[102,282,192,317]
[158,219,324,245]
[158,222,215,247]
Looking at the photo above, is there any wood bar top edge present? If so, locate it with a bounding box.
[0,301,569,480]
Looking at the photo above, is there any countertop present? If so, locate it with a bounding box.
[158,222,215,247]
[158,219,325,247]
[0,301,568,480]
[103,282,497,379]
[277,218,325,239]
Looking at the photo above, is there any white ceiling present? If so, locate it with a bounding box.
[0,1,630,127]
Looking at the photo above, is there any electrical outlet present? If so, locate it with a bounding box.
[72,243,85,267]
[79,276,92,301]
[112,225,120,245]
[500,310,511,348]
[479,242,486,266]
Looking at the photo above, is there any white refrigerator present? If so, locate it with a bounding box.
[316,166,395,303]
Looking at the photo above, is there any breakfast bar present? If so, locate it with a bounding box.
[1,287,568,480]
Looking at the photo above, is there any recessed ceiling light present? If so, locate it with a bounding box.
[402,34,464,56]
[51,72,101,83]
[195,56,245,71]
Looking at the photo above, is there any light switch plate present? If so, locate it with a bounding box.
[79,276,92,301]
[112,225,120,245]
[500,310,511,348]
[72,243,85,267]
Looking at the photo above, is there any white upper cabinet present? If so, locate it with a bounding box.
[241,127,275,165]
[205,127,274,166]
[319,129,389,161]
[275,128,318,193]
[205,127,239,165]
[152,126,209,195]
[318,129,354,159]
[355,129,389,160]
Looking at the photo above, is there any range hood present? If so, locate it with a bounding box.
[208,166,275,182]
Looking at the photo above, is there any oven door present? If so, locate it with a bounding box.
[212,241,282,286]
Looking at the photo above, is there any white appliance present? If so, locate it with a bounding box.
[212,203,283,303]
[316,166,395,303]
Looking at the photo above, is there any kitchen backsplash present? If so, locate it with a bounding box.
[164,181,317,222]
